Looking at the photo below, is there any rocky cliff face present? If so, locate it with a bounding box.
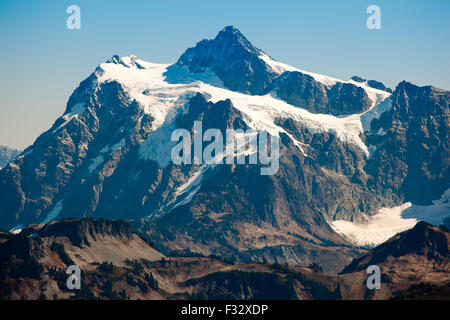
[0,146,20,169]
[274,72,373,115]
[177,26,276,95]
[273,72,329,113]
[365,81,450,205]
[0,68,155,229]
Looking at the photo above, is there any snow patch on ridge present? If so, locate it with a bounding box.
[53,102,86,132]
[171,167,208,210]
[9,224,24,234]
[259,53,340,87]
[88,155,104,173]
[360,98,392,132]
[41,201,63,225]
[111,138,126,152]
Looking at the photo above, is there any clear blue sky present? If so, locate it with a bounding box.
[0,0,449,150]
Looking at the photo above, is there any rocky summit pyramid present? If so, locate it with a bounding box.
[0,26,448,273]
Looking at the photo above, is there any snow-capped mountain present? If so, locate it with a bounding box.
[177,26,390,116]
[0,26,448,272]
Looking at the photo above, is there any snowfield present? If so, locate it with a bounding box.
[331,189,450,247]
[41,200,64,225]
[94,54,391,163]
[331,203,418,247]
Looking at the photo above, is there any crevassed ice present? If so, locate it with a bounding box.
[95,55,391,162]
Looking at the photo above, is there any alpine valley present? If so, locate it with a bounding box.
[0,26,449,299]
